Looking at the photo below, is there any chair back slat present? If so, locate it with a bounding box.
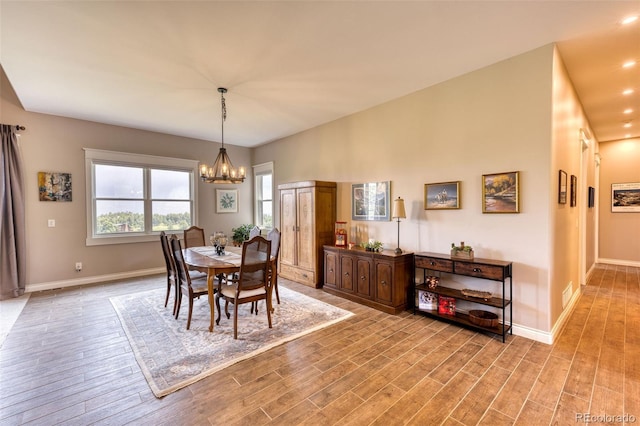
[266,228,281,261]
[170,235,190,286]
[249,226,261,239]
[238,236,271,291]
[183,226,205,248]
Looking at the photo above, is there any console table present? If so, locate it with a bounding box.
[414,252,512,342]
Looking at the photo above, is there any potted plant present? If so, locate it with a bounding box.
[451,241,474,259]
[361,240,384,252]
[232,224,254,246]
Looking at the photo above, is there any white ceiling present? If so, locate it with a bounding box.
[1,1,638,147]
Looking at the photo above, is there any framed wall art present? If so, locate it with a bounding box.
[558,170,567,204]
[570,175,577,207]
[216,189,238,213]
[482,171,519,213]
[351,181,390,221]
[424,181,460,210]
[38,171,72,201]
[588,186,595,208]
[611,182,640,212]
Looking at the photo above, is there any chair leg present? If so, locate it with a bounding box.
[233,303,239,339]
[175,290,182,319]
[274,278,280,305]
[215,293,222,325]
[172,280,180,317]
[165,277,171,307]
[266,299,272,329]
[186,297,194,330]
[225,300,231,319]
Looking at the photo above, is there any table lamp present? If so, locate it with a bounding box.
[392,196,406,254]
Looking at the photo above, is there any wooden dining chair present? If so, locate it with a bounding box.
[215,236,272,339]
[266,227,281,306]
[183,225,205,248]
[159,231,177,313]
[170,235,210,330]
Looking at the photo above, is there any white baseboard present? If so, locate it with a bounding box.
[548,283,582,344]
[512,323,553,344]
[26,267,164,293]
[597,258,640,267]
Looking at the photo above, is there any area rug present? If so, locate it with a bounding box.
[110,285,353,397]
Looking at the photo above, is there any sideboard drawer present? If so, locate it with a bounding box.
[415,256,453,273]
[454,262,505,281]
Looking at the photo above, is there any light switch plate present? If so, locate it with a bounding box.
[48,219,55,227]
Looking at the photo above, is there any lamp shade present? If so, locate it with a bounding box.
[392,197,406,219]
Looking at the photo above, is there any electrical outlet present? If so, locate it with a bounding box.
[48,219,55,227]
[75,262,82,272]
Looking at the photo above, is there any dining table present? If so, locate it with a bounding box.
[182,245,275,332]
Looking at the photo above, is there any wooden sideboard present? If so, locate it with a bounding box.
[323,245,413,314]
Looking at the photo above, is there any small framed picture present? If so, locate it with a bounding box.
[570,175,577,207]
[416,289,438,311]
[351,181,390,221]
[424,181,460,210]
[38,171,72,202]
[482,171,520,213]
[588,186,595,208]
[216,189,238,213]
[558,170,567,204]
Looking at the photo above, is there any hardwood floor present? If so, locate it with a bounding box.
[0,263,638,425]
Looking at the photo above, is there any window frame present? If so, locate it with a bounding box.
[84,148,199,246]
[253,161,274,231]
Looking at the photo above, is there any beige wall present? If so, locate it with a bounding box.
[255,44,556,335]
[4,41,635,341]
[598,139,640,262]
[549,47,598,327]
[1,68,254,288]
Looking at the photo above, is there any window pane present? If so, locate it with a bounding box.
[95,165,143,198]
[96,200,144,234]
[151,169,190,199]
[261,174,272,199]
[152,201,191,231]
[262,201,273,227]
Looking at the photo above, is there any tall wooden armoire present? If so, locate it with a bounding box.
[278,181,337,288]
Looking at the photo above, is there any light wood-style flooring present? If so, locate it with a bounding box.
[0,263,638,425]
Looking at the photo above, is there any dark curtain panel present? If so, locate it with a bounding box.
[0,124,26,299]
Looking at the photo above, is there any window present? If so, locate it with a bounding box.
[85,148,199,245]
[253,162,273,229]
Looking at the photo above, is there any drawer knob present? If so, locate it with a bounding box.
[473,268,481,273]
[302,273,308,278]
[381,280,387,286]
[430,261,436,266]
[329,269,334,273]
[344,272,350,276]
[361,276,366,280]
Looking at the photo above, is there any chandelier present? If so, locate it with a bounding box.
[199,88,246,184]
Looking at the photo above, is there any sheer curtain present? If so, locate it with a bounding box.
[0,124,26,299]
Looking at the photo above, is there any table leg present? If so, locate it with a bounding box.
[207,271,215,332]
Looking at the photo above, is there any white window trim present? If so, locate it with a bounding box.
[253,161,274,230]
[84,148,199,246]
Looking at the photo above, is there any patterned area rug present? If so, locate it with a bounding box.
[110,285,353,397]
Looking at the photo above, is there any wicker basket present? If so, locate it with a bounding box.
[468,310,499,328]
